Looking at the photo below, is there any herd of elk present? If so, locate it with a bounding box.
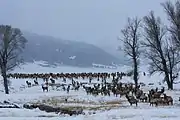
[9,72,175,107]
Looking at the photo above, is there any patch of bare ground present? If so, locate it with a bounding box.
[36,97,97,106]
[104,100,125,105]
[32,96,124,111]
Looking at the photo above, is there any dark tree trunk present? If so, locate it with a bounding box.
[169,81,173,90]
[164,70,173,90]
[2,66,9,94]
[162,58,172,90]
[3,74,9,94]
[164,75,172,90]
[133,56,138,88]
[160,47,172,90]
[169,70,174,90]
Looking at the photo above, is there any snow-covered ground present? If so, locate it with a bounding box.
[0,61,180,120]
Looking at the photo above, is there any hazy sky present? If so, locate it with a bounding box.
[0,0,167,48]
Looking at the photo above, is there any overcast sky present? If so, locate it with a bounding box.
[0,0,167,48]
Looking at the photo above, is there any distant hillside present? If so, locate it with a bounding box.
[22,32,126,67]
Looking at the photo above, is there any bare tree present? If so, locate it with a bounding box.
[142,11,179,90]
[162,0,180,49]
[165,38,180,89]
[161,1,180,88]
[0,25,27,94]
[119,17,141,87]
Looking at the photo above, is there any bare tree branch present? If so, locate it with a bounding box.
[162,0,180,49]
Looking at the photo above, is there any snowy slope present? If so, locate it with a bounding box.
[0,61,180,120]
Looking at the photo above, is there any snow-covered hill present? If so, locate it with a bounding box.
[22,32,126,67]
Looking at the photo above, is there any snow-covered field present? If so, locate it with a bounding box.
[0,61,180,120]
